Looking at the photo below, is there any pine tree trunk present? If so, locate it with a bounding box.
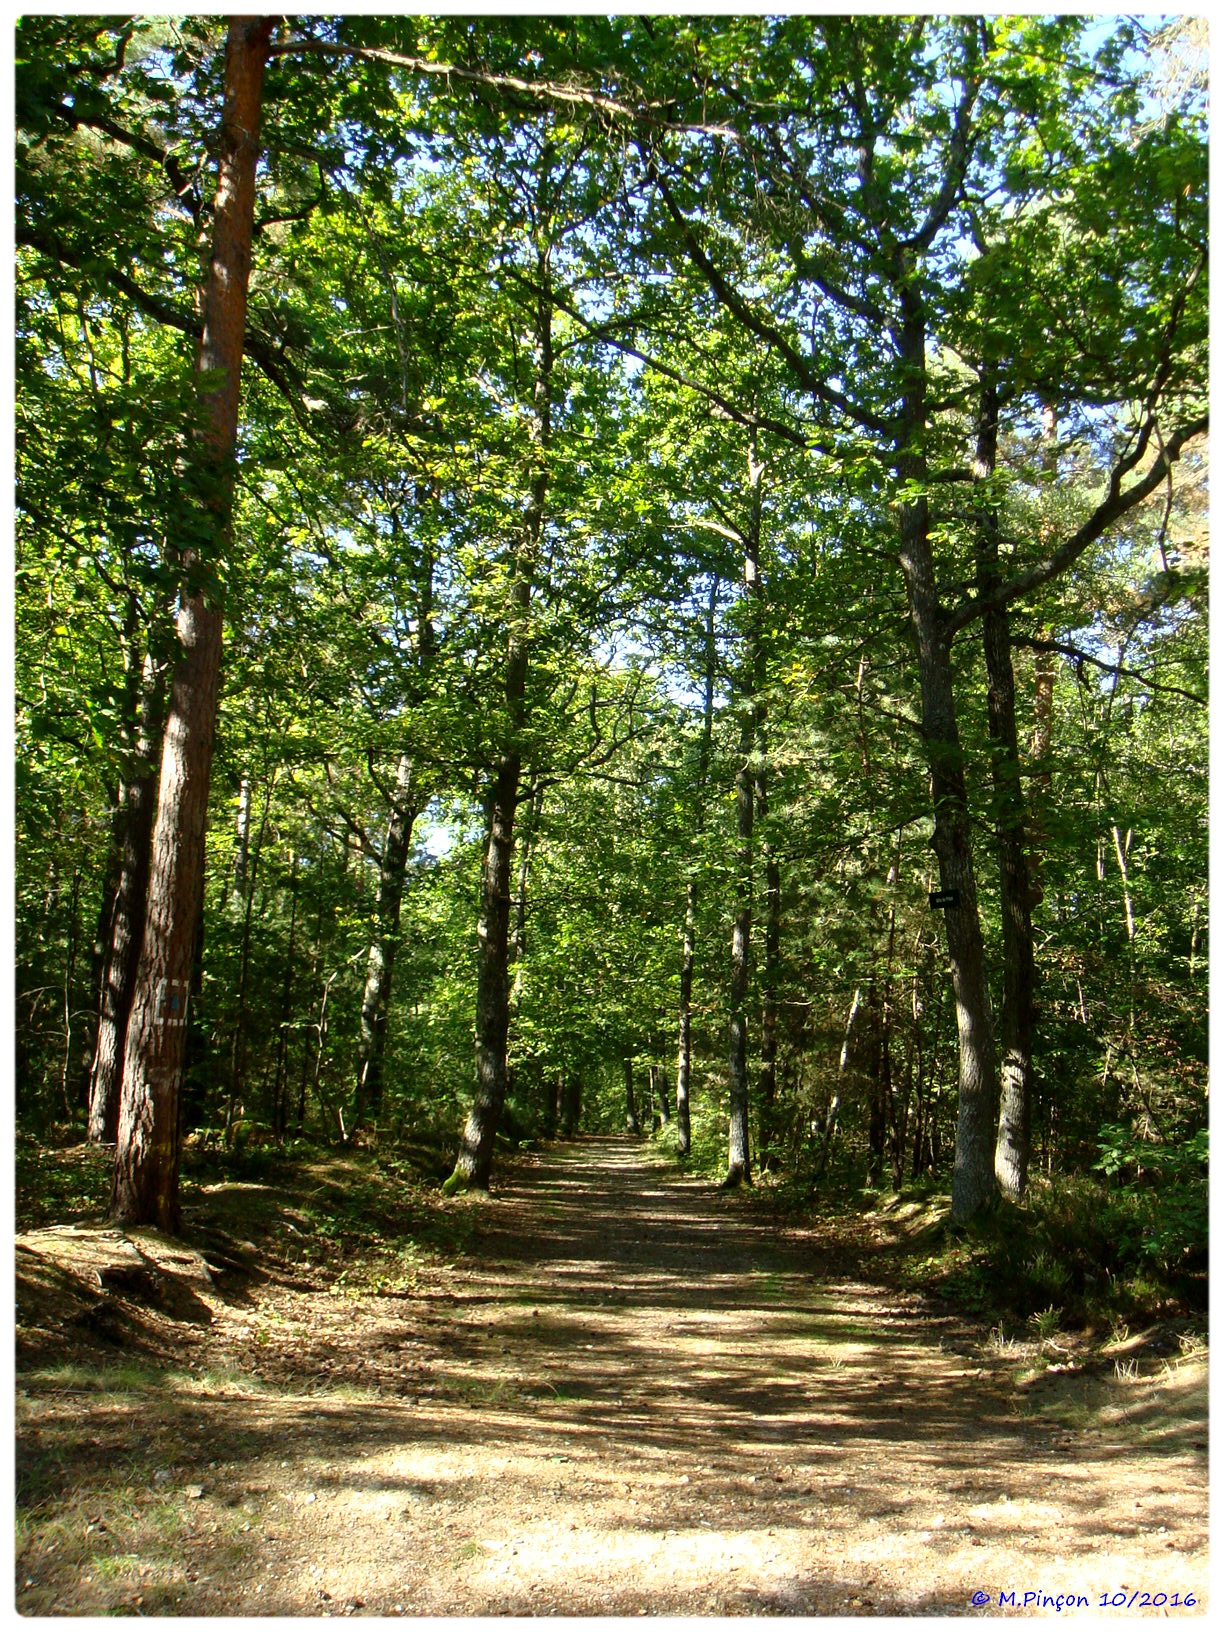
[110,16,273,1228]
[88,651,164,1142]
[893,284,998,1223]
[975,373,1037,1203]
[354,753,418,1128]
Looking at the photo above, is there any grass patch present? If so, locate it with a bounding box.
[448,1374,529,1409]
[22,1358,173,1395]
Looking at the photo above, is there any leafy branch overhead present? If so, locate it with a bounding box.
[15,14,1206,1245]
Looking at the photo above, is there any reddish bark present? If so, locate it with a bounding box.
[111,17,273,1227]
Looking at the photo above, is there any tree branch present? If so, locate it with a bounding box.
[1010,636,1206,708]
[16,218,337,425]
[501,263,814,450]
[644,150,893,435]
[269,35,743,139]
[945,412,1208,634]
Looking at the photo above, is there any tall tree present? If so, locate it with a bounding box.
[111,17,274,1226]
[724,441,766,1188]
[675,577,719,1158]
[447,140,558,1192]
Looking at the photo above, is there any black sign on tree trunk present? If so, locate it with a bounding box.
[929,889,961,910]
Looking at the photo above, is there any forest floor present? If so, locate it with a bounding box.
[15,1135,1208,1617]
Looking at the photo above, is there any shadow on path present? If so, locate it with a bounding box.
[15,1135,1209,1617]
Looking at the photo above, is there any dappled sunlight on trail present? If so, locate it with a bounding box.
[16,1136,1208,1615]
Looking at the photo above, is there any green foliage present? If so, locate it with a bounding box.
[889,1153,1206,1325]
[16,1136,114,1231]
[13,15,1207,1254]
[1093,1125,1208,1277]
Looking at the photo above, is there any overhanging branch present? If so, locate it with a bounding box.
[945,412,1208,634]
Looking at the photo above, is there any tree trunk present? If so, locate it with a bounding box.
[60,864,83,1120]
[271,849,299,1138]
[1112,823,1138,1041]
[816,985,861,1180]
[79,597,147,1111]
[880,837,902,1188]
[503,772,542,1115]
[88,651,164,1142]
[561,1073,581,1137]
[449,758,520,1189]
[111,16,273,1228]
[542,1069,559,1139]
[893,283,998,1222]
[231,774,252,905]
[1028,649,1055,908]
[725,444,764,1189]
[975,372,1038,1203]
[354,753,418,1128]
[80,821,123,1113]
[755,749,780,1171]
[1026,403,1058,911]
[675,576,718,1159]
[353,538,435,1131]
[654,1059,671,1124]
[509,776,542,982]
[224,771,275,1130]
[908,936,932,1178]
[676,880,697,1156]
[725,696,754,1186]
[866,982,888,1187]
[447,222,553,1192]
[624,1056,640,1135]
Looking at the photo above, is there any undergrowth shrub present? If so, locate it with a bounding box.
[930,1129,1207,1321]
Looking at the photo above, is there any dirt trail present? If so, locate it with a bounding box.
[16,1136,1207,1616]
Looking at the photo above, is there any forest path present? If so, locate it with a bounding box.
[17,1136,1207,1615]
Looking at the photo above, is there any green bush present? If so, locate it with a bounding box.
[1093,1125,1208,1277]
[885,1126,1208,1323]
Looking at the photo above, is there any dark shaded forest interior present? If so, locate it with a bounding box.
[14,13,1207,1617]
